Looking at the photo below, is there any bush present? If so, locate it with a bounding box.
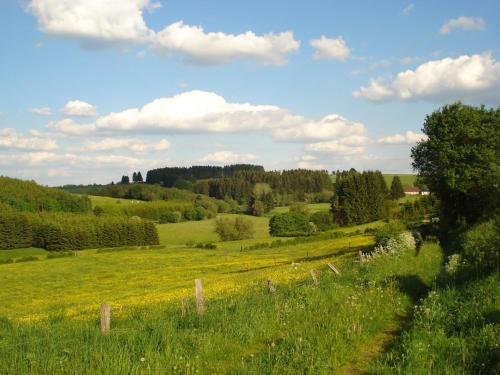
[269,212,315,237]
[158,211,178,224]
[310,211,335,232]
[461,218,499,273]
[374,220,407,247]
[183,208,197,221]
[214,217,255,241]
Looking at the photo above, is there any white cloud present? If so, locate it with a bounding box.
[47,118,96,136]
[310,36,350,61]
[62,100,98,117]
[402,4,415,16]
[199,150,257,164]
[0,151,155,169]
[27,0,155,47]
[27,1,299,66]
[29,107,52,116]
[353,52,500,103]
[440,16,485,35]
[297,161,326,170]
[305,141,365,155]
[272,114,367,141]
[0,128,57,151]
[83,138,170,153]
[153,21,299,65]
[47,91,367,144]
[378,131,427,144]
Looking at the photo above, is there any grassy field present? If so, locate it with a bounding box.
[268,202,331,216]
[383,174,417,187]
[0,236,443,373]
[0,226,376,323]
[157,213,271,247]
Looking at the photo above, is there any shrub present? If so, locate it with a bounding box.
[461,218,499,273]
[93,206,104,216]
[183,208,197,221]
[158,211,178,224]
[310,211,334,232]
[15,256,39,263]
[374,220,407,247]
[194,207,207,221]
[269,212,315,237]
[214,217,255,241]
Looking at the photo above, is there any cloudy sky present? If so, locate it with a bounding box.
[0,0,499,185]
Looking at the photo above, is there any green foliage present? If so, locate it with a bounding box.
[397,194,439,222]
[389,176,405,200]
[461,218,500,273]
[269,212,315,237]
[331,170,388,225]
[214,217,256,241]
[158,211,179,224]
[0,209,159,251]
[372,274,499,375]
[146,164,265,186]
[374,220,407,247]
[309,210,335,231]
[0,176,91,213]
[411,103,500,235]
[93,206,104,216]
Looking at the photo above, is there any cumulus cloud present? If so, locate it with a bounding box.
[272,114,367,142]
[353,52,500,103]
[29,107,52,116]
[305,141,365,155]
[199,150,257,164]
[0,151,155,169]
[47,118,96,136]
[377,131,427,144]
[83,138,170,153]
[27,1,299,65]
[153,21,299,65]
[0,128,57,151]
[47,91,368,145]
[440,16,485,35]
[62,100,98,117]
[310,36,350,61]
[27,0,155,47]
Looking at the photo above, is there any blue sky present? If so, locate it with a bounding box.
[0,0,499,185]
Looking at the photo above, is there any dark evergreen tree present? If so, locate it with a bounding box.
[136,171,143,182]
[121,175,130,184]
[389,176,405,200]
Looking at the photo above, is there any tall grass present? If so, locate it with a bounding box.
[0,243,442,374]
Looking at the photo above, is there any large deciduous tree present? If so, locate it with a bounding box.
[411,103,499,236]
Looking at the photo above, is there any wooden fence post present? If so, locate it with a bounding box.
[326,263,341,275]
[195,279,205,314]
[310,269,319,286]
[100,303,111,334]
[267,279,276,293]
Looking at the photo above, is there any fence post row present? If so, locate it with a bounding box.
[195,278,205,314]
[100,303,111,334]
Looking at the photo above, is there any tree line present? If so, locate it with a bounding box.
[145,164,265,187]
[0,176,91,213]
[0,204,158,251]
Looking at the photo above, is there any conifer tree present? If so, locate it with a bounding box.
[389,176,405,200]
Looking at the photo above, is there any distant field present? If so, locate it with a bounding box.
[383,174,417,187]
[268,202,331,216]
[157,213,271,247]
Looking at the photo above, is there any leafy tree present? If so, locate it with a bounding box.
[411,103,500,236]
[269,212,315,237]
[214,217,255,241]
[389,176,405,200]
[310,211,335,232]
